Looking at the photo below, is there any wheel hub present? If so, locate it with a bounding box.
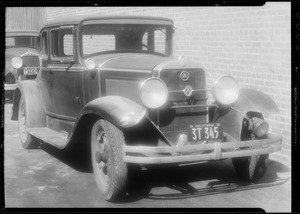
[95,129,109,181]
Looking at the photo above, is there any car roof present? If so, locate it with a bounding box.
[43,15,174,29]
[6,29,39,37]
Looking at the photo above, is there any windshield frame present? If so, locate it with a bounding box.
[78,22,173,63]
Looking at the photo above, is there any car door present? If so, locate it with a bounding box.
[38,29,56,115]
[49,26,83,119]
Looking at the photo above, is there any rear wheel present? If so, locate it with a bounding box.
[18,96,37,149]
[91,119,128,201]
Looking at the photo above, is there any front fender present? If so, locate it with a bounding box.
[78,96,147,128]
[234,88,279,114]
[212,89,279,141]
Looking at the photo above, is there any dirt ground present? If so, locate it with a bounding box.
[3,102,291,211]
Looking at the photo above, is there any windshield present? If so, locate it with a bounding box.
[6,36,39,49]
[80,24,172,58]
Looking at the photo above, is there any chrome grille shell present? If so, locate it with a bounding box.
[157,69,210,141]
[22,55,39,67]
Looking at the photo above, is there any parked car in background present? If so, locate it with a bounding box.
[11,16,282,201]
[5,30,40,98]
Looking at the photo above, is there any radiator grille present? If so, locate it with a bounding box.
[158,69,208,140]
[160,69,206,102]
[22,55,39,67]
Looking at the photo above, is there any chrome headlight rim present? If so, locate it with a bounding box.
[213,75,240,106]
[11,57,23,69]
[140,77,168,109]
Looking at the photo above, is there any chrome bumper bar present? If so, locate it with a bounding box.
[123,135,282,164]
[5,83,17,91]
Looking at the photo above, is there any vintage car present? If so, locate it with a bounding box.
[11,16,282,201]
[5,30,40,95]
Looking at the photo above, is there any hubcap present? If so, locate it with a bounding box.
[94,128,109,185]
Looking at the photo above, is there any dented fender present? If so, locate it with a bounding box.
[78,96,147,128]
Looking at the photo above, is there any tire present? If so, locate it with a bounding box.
[91,119,128,201]
[18,96,37,149]
[232,154,268,182]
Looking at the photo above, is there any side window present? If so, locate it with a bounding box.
[50,27,74,62]
[41,30,48,58]
[63,34,73,55]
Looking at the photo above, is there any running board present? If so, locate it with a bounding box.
[27,127,68,149]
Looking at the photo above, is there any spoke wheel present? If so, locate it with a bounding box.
[91,119,128,201]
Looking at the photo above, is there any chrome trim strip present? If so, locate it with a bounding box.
[99,67,152,74]
[168,104,217,109]
[45,111,77,122]
[169,88,212,93]
[4,84,17,91]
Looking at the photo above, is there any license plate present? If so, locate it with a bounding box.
[23,68,38,75]
[188,123,223,141]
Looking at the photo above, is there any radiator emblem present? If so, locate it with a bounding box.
[183,85,193,97]
[180,71,189,81]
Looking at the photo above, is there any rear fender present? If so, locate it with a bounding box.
[11,81,46,127]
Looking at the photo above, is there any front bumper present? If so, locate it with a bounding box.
[123,133,282,164]
[5,83,17,91]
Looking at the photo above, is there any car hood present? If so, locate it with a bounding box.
[86,53,205,72]
[86,53,173,71]
[5,47,39,58]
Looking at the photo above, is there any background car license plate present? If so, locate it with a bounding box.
[24,68,38,75]
[188,123,223,141]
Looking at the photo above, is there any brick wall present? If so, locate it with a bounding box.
[46,3,291,163]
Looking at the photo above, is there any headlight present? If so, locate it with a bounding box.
[213,76,239,105]
[85,59,96,69]
[140,78,168,109]
[251,117,269,138]
[11,57,23,69]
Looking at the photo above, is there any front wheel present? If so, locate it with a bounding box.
[18,96,37,149]
[232,154,268,182]
[91,119,128,201]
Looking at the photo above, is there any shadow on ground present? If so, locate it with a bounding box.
[143,159,290,200]
[38,139,93,173]
[37,138,290,203]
